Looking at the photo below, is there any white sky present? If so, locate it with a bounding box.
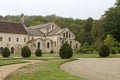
[0,0,115,19]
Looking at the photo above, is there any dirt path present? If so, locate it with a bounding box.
[0,60,42,80]
[61,58,120,80]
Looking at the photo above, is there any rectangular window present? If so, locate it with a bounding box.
[9,37,11,42]
[24,38,26,42]
[16,38,19,42]
[0,37,2,41]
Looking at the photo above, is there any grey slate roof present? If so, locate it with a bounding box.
[27,29,44,36]
[0,21,27,34]
[28,22,54,30]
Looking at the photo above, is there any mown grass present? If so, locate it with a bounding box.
[0,59,27,66]
[6,53,120,80]
[1,52,120,80]
[6,59,86,80]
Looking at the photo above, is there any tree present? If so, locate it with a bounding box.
[91,20,99,41]
[103,1,120,42]
[84,17,94,45]
[104,34,117,47]
[59,42,73,58]
[84,17,93,33]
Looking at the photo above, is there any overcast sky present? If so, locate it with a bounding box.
[0,0,115,19]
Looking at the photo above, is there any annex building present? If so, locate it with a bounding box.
[0,21,80,53]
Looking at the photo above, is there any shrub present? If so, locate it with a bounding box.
[59,42,73,58]
[111,49,116,54]
[99,45,110,57]
[21,46,31,57]
[50,50,54,53]
[118,49,120,53]
[35,48,42,57]
[2,47,10,58]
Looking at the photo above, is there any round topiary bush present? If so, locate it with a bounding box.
[59,42,73,58]
[111,49,116,54]
[21,46,31,57]
[99,45,110,57]
[35,48,42,57]
[2,47,10,58]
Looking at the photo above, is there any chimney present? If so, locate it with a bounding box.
[20,13,24,24]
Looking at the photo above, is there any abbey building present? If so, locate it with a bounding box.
[0,21,80,53]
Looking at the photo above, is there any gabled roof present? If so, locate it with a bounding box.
[27,29,44,36]
[27,38,53,44]
[46,27,61,36]
[28,22,54,30]
[0,21,27,34]
[47,28,68,36]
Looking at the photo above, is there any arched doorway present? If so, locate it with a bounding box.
[38,42,40,48]
[0,47,3,53]
[47,42,50,48]
[11,47,14,54]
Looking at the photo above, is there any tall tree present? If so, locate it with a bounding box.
[84,17,94,45]
[103,1,120,42]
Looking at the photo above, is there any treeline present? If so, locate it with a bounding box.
[0,0,119,49]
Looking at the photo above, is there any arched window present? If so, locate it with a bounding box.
[47,42,50,48]
[38,42,40,48]
[11,47,14,54]
[66,31,68,38]
[76,44,78,49]
[16,38,19,42]
[55,42,56,46]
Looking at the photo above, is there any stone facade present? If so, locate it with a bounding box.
[0,21,81,53]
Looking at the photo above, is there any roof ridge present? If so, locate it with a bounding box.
[0,20,21,24]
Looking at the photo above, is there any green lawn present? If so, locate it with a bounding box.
[6,59,86,80]
[0,53,120,80]
[0,59,26,66]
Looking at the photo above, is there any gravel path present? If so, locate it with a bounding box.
[60,58,120,80]
[0,60,42,80]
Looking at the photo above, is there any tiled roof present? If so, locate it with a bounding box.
[47,27,61,36]
[0,21,27,34]
[27,29,44,36]
[28,22,54,30]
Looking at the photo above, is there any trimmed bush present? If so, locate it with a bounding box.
[2,47,10,58]
[59,42,73,58]
[35,48,42,57]
[21,46,31,57]
[99,45,110,57]
[111,49,116,54]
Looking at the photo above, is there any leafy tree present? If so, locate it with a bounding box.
[103,1,120,42]
[104,34,117,47]
[84,17,93,33]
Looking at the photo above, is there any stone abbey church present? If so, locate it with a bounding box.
[0,18,80,53]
